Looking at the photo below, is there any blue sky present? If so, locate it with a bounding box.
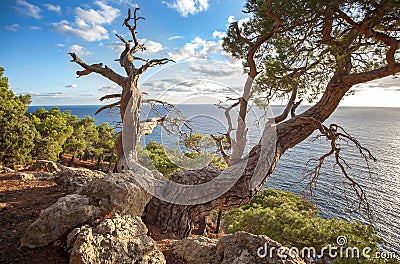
[0,0,399,107]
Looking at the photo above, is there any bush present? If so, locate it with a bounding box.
[223,188,398,264]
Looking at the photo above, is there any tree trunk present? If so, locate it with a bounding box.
[215,209,222,234]
[142,80,350,238]
[68,155,75,167]
[96,156,102,171]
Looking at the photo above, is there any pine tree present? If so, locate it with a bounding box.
[0,67,37,168]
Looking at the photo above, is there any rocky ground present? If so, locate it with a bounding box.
[0,158,305,264]
[0,158,194,264]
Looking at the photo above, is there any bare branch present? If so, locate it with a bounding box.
[230,0,282,164]
[215,98,241,149]
[301,124,376,219]
[123,8,146,53]
[137,58,175,75]
[211,134,230,163]
[95,101,120,115]
[69,53,126,87]
[274,88,298,123]
[100,94,122,101]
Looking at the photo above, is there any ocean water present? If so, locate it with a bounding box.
[28,104,400,255]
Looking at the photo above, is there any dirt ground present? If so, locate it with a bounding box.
[0,174,70,263]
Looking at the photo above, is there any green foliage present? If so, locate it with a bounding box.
[139,140,228,177]
[94,122,116,162]
[223,0,400,105]
[30,107,74,161]
[223,188,397,263]
[63,116,98,159]
[138,141,180,177]
[0,67,37,167]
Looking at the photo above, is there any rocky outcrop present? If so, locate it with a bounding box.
[215,232,305,264]
[68,214,166,264]
[28,160,61,173]
[0,166,14,173]
[77,172,151,216]
[172,232,306,264]
[21,172,152,248]
[172,236,218,264]
[20,194,102,248]
[55,167,106,191]
[12,171,55,181]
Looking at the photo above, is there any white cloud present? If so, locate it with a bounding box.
[190,61,239,77]
[30,92,66,98]
[106,42,125,53]
[52,19,109,42]
[29,26,42,30]
[107,0,138,8]
[142,40,164,54]
[162,0,209,17]
[168,35,184,40]
[65,84,78,88]
[98,85,120,93]
[15,0,42,19]
[55,43,65,47]
[5,24,20,32]
[168,37,219,61]
[212,30,226,39]
[44,3,61,15]
[226,15,250,28]
[68,44,92,55]
[51,1,120,42]
[76,1,119,24]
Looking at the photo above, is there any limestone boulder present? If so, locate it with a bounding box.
[28,160,61,173]
[215,232,306,264]
[55,167,106,191]
[171,236,218,264]
[20,194,102,248]
[77,172,152,216]
[68,214,165,264]
[13,171,56,181]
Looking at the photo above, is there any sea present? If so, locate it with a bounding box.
[28,104,400,256]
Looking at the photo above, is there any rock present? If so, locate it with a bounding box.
[33,171,56,180]
[69,214,166,264]
[29,160,60,173]
[77,172,152,216]
[0,202,7,212]
[215,232,305,264]
[11,172,56,181]
[55,167,106,191]
[15,172,36,181]
[171,236,218,264]
[21,194,102,248]
[0,167,15,173]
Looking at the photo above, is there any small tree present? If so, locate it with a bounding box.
[94,122,116,170]
[30,107,74,161]
[0,67,36,168]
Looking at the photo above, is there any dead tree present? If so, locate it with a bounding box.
[69,8,173,170]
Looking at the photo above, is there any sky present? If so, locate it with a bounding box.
[0,0,399,107]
